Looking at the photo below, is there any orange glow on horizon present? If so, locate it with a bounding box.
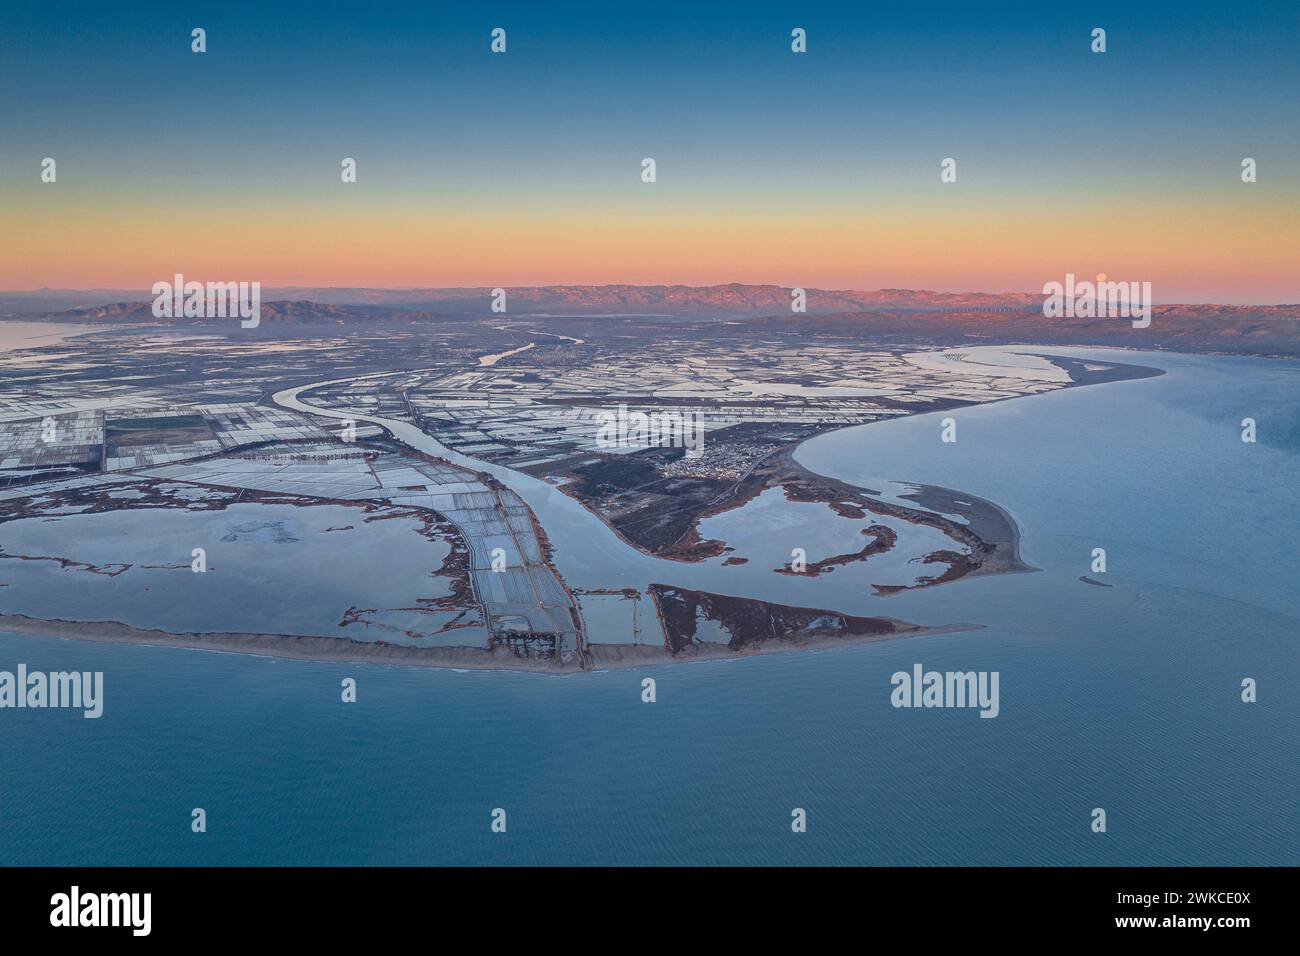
[5,195,1297,303]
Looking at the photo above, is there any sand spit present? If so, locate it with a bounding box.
[0,612,978,673]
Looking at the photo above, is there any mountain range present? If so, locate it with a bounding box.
[4,284,1296,321]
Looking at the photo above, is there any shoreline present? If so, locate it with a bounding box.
[0,612,979,674]
[553,349,1156,578]
[0,348,1168,673]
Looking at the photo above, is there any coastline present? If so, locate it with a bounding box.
[0,348,1167,673]
[553,349,1158,575]
[0,612,979,674]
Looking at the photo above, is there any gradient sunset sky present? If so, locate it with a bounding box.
[2,1,1297,302]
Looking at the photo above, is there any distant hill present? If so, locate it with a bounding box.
[51,300,389,324]
[257,284,1052,314]
[742,306,1300,357]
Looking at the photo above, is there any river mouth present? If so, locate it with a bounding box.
[0,335,1179,669]
[253,345,1165,662]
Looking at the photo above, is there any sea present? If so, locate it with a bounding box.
[1,348,1296,865]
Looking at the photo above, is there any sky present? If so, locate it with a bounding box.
[1,1,1297,302]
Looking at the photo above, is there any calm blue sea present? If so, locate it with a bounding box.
[1,349,1296,865]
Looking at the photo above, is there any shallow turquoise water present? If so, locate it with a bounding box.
[1,349,1295,865]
